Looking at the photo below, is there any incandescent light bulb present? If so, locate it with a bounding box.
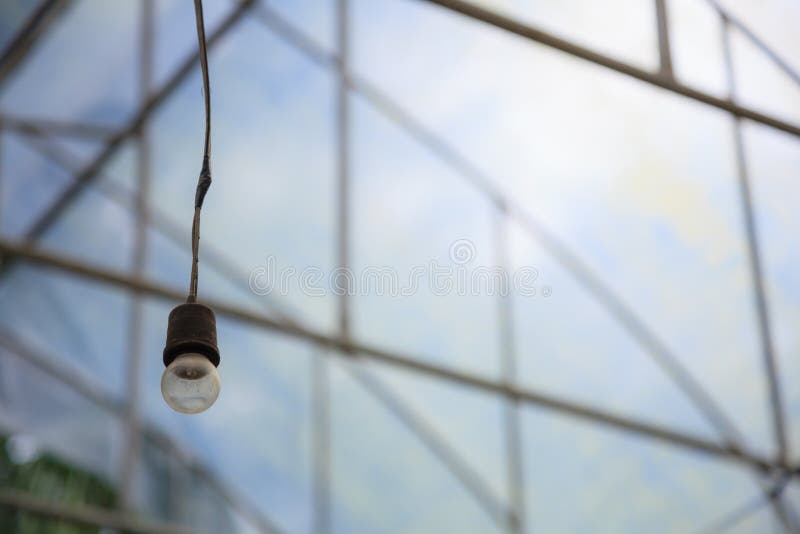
[161,353,220,414]
[162,303,221,414]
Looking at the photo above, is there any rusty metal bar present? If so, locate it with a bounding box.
[416,0,800,140]
[719,14,788,465]
[654,0,673,77]
[719,15,796,532]
[0,238,779,474]
[0,489,194,534]
[0,115,116,140]
[703,0,800,89]
[0,0,71,89]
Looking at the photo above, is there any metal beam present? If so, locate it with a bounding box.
[0,489,194,534]
[720,12,787,466]
[719,15,795,533]
[654,0,673,78]
[119,0,154,512]
[0,0,71,89]
[0,238,778,474]
[0,114,116,140]
[251,1,750,457]
[694,470,797,534]
[703,0,800,89]
[416,0,800,140]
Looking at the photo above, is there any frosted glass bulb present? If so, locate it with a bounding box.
[161,353,220,414]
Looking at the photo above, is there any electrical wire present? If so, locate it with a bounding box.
[188,0,212,303]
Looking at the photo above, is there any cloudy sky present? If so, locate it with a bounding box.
[1,0,799,532]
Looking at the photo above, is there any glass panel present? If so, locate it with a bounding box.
[0,1,42,50]
[365,361,508,502]
[38,157,135,273]
[669,0,727,96]
[149,19,337,333]
[742,121,800,463]
[330,360,502,534]
[716,0,800,74]
[153,0,233,88]
[522,405,764,531]
[0,133,73,237]
[351,95,500,378]
[132,433,244,531]
[730,24,800,126]
[509,218,720,441]
[0,267,129,395]
[0,0,138,126]
[355,0,658,72]
[266,0,335,55]
[0,344,122,488]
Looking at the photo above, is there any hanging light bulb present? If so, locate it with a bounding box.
[162,303,220,413]
[161,0,220,414]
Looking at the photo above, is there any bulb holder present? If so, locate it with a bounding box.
[163,302,220,368]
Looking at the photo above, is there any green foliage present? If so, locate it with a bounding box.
[0,436,117,534]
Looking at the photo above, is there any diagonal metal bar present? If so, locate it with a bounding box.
[2,0,254,263]
[0,327,282,534]
[0,0,71,89]
[0,489,195,534]
[718,16,795,532]
[694,470,797,534]
[251,1,750,457]
[719,13,788,465]
[342,360,511,527]
[415,0,800,140]
[0,114,116,140]
[0,238,780,474]
[14,129,299,325]
[703,0,800,89]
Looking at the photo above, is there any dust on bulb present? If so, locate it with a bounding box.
[161,353,220,414]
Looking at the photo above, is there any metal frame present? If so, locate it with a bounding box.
[0,237,781,473]
[1,0,799,531]
[0,326,281,534]
[0,488,193,534]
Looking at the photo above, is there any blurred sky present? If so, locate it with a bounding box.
[1,0,800,532]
